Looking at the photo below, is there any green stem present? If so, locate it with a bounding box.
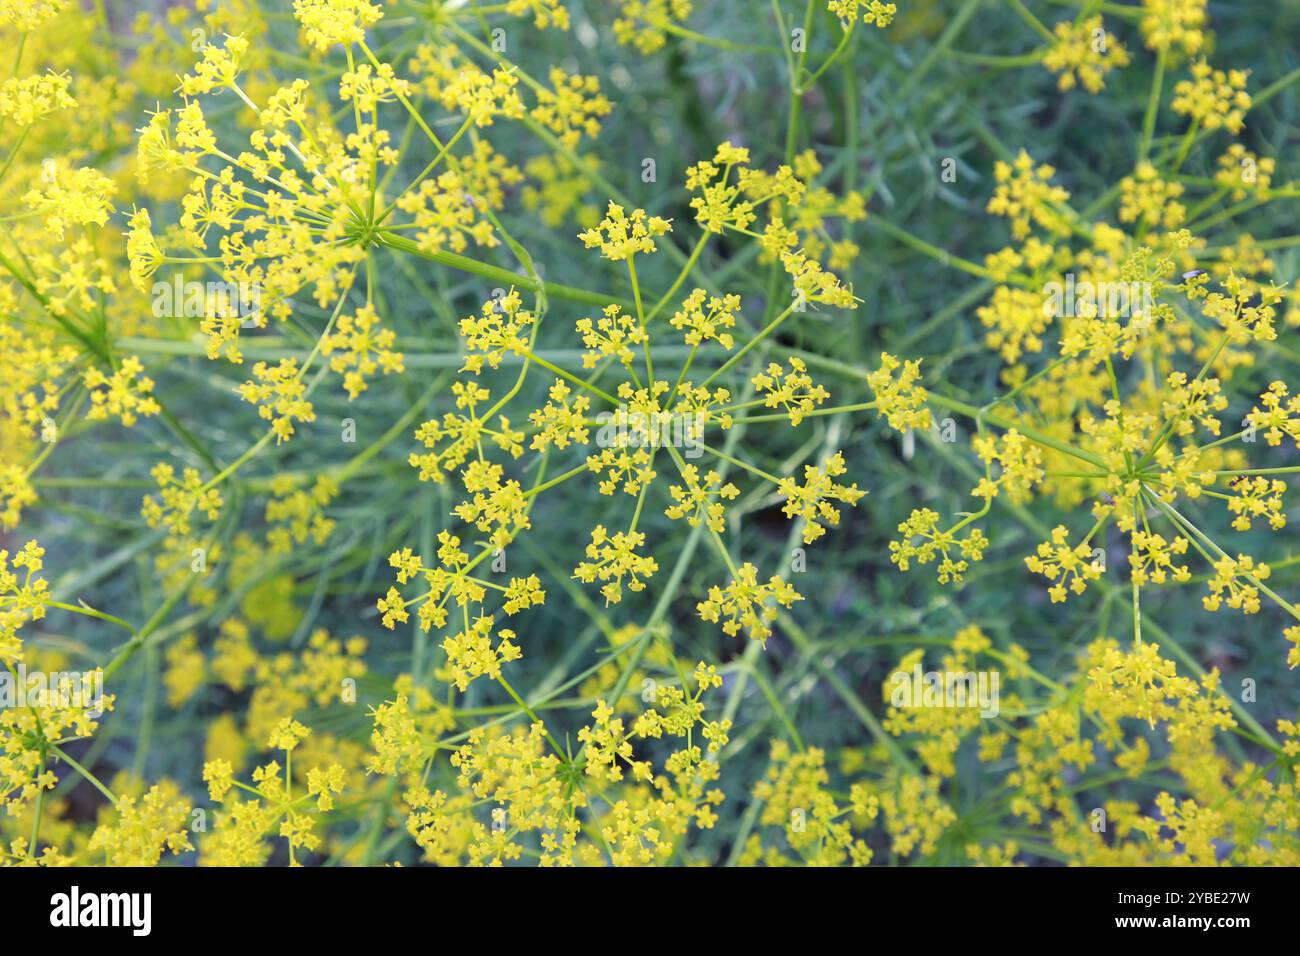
[377,232,625,309]
[49,745,119,803]
[1139,46,1167,163]
[522,350,618,404]
[699,304,796,388]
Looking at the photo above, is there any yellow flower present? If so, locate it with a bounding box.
[0,0,69,30]
[752,357,829,426]
[827,0,896,28]
[986,150,1071,240]
[84,356,161,427]
[202,759,235,803]
[1140,0,1208,55]
[777,451,867,544]
[366,696,427,775]
[665,464,739,533]
[22,164,115,240]
[1042,16,1129,94]
[528,379,591,451]
[306,765,346,811]
[578,201,671,260]
[687,143,757,234]
[613,0,694,54]
[452,460,531,550]
[1203,553,1268,614]
[1118,161,1186,230]
[573,525,658,605]
[339,62,412,112]
[530,67,611,148]
[292,0,383,52]
[1247,381,1300,447]
[1025,525,1103,602]
[0,71,75,127]
[867,352,931,432]
[179,33,250,96]
[238,358,316,442]
[409,384,522,484]
[670,293,743,353]
[1214,144,1275,201]
[576,305,646,368]
[891,508,989,584]
[125,208,166,293]
[320,303,405,399]
[163,634,206,709]
[973,429,1045,504]
[978,286,1052,364]
[586,445,657,497]
[266,716,311,751]
[753,742,876,865]
[1127,531,1190,585]
[141,463,223,538]
[505,0,570,30]
[1172,59,1251,134]
[0,540,50,665]
[441,615,522,692]
[442,67,525,127]
[577,699,648,783]
[396,171,500,256]
[696,563,801,643]
[265,475,338,554]
[88,783,193,866]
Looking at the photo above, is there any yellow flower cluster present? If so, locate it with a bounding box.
[1171,59,1251,134]
[320,303,405,399]
[238,359,316,442]
[613,1,694,54]
[827,0,896,28]
[697,563,801,643]
[84,356,161,427]
[577,202,671,260]
[1043,16,1130,94]
[4,0,1300,875]
[0,71,75,126]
